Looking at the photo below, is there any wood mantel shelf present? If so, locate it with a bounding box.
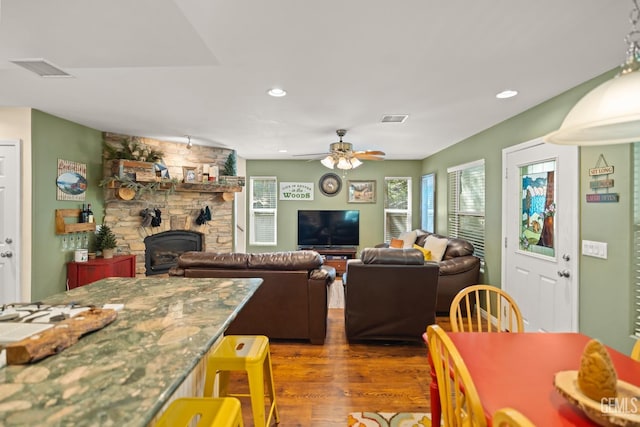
[174,182,242,193]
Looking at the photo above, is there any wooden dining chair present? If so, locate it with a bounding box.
[493,407,535,427]
[426,324,487,427]
[631,339,640,361]
[449,284,524,333]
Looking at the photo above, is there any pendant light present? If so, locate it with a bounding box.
[544,0,640,146]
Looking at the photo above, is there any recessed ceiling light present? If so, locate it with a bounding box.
[278,149,288,153]
[496,90,518,99]
[267,88,287,97]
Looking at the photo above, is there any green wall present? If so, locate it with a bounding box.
[245,159,423,253]
[31,110,104,300]
[422,68,635,353]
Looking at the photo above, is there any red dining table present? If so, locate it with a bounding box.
[429,332,640,426]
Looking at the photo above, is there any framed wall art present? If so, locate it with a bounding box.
[347,180,376,203]
[56,159,87,201]
[182,166,197,183]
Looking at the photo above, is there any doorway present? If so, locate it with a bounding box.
[0,141,21,304]
[501,138,579,332]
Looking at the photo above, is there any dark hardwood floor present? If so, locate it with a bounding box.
[228,309,451,426]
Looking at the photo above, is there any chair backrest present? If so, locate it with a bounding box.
[493,408,536,427]
[426,324,487,427]
[449,284,524,333]
[631,339,640,361]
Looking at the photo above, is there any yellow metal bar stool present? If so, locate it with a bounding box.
[155,397,243,427]
[204,335,279,427]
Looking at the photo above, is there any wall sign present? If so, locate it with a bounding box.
[586,154,619,203]
[279,182,314,201]
[56,159,87,201]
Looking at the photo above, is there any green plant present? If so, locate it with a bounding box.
[96,224,118,250]
[222,151,236,176]
[99,176,178,199]
[104,136,164,163]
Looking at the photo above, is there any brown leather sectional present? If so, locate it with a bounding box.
[379,231,481,313]
[169,250,336,344]
[343,248,440,342]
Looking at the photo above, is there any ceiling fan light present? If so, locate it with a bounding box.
[321,155,335,169]
[337,156,352,170]
[350,157,363,168]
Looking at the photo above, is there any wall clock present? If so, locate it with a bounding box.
[319,173,342,197]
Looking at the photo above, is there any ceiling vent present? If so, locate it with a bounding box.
[381,114,408,123]
[9,58,73,78]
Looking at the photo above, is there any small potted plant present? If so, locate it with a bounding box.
[96,224,118,259]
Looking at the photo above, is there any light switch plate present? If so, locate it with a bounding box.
[582,240,608,259]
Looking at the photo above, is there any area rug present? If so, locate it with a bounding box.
[347,411,431,427]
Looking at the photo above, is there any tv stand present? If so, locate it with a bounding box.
[300,246,357,275]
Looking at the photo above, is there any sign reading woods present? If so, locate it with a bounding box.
[279,182,314,201]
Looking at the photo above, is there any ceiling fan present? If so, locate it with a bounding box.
[296,129,385,170]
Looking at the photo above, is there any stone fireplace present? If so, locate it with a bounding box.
[102,133,237,277]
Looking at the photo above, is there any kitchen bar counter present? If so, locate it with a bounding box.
[0,276,262,426]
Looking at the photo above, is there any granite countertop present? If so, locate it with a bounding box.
[0,276,262,426]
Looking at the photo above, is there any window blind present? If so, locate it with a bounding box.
[383,177,412,242]
[249,176,277,245]
[634,143,640,336]
[447,160,485,263]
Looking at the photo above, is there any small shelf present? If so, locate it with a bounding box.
[55,209,96,235]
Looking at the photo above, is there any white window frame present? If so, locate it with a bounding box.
[249,176,277,246]
[383,176,412,242]
[447,159,485,266]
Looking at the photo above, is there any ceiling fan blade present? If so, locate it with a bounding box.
[292,152,329,157]
[354,154,385,160]
[354,150,385,156]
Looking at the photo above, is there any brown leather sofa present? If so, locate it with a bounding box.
[343,248,440,342]
[378,231,480,313]
[168,251,336,344]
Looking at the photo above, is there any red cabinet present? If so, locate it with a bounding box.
[67,255,136,289]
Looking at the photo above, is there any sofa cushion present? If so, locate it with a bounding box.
[247,251,323,270]
[389,238,404,248]
[360,247,424,265]
[413,244,432,261]
[424,235,448,262]
[177,251,249,269]
[397,230,418,248]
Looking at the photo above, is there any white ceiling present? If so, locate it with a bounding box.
[0,0,631,160]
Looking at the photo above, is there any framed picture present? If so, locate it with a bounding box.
[56,159,87,201]
[182,166,197,183]
[347,180,376,203]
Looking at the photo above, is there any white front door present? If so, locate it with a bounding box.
[0,141,21,304]
[502,138,579,332]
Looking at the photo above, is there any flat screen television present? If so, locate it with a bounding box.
[297,210,360,248]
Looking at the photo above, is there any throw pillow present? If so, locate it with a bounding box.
[423,235,448,262]
[397,230,418,249]
[413,244,432,261]
[389,238,404,248]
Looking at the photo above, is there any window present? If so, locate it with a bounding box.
[384,177,412,242]
[249,176,277,245]
[447,160,485,265]
[421,173,435,232]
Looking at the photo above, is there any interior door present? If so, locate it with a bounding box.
[0,141,21,304]
[502,138,578,332]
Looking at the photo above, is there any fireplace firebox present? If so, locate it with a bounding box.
[144,231,204,275]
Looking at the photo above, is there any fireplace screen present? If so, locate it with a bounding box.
[144,231,204,275]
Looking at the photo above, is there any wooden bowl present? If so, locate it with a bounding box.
[554,370,640,427]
